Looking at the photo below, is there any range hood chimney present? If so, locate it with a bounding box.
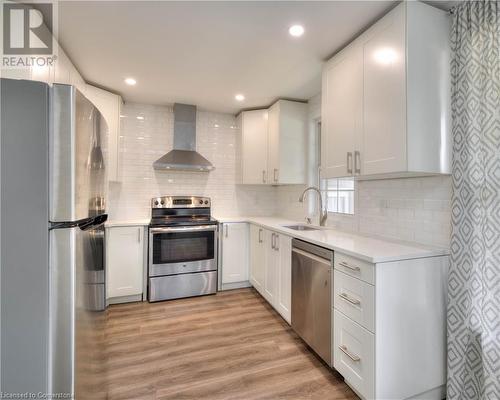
[153,103,214,172]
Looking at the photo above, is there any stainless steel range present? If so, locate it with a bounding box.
[148,196,218,302]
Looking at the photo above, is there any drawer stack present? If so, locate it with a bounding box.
[332,252,375,399]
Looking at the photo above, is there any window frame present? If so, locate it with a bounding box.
[321,178,355,215]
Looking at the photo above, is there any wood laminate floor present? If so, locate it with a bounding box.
[101,288,358,400]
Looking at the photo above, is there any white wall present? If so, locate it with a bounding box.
[107,103,276,221]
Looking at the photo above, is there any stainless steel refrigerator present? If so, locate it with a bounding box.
[1,78,108,399]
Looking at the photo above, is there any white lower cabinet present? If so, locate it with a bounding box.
[106,225,146,303]
[333,252,449,400]
[249,224,292,323]
[249,225,266,293]
[334,310,375,399]
[333,270,375,332]
[264,230,278,305]
[220,223,250,289]
[276,234,292,323]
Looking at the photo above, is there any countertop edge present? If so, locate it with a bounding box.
[106,219,150,227]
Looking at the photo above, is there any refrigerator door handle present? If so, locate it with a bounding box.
[49,214,108,231]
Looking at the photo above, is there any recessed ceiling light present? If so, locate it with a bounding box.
[235,94,245,102]
[124,77,137,86]
[289,25,305,37]
[136,116,144,120]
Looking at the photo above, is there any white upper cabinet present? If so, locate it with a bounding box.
[321,1,451,179]
[361,4,406,175]
[239,100,307,185]
[85,84,123,182]
[321,45,363,178]
[267,100,308,184]
[238,109,269,184]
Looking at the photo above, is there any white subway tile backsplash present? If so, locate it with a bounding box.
[276,176,452,248]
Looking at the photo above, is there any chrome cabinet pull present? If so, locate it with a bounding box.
[339,261,360,272]
[262,170,266,183]
[347,152,353,174]
[137,227,141,243]
[225,224,228,238]
[274,168,278,183]
[271,233,275,249]
[258,228,263,243]
[275,234,279,251]
[339,292,361,305]
[354,151,361,174]
[339,345,360,362]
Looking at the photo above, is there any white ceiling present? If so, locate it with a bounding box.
[58,1,402,114]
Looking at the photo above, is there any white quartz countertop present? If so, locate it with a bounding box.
[214,216,450,263]
[105,219,150,227]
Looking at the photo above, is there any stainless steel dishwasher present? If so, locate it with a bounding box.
[291,238,333,366]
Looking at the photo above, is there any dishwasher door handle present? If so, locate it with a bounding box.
[292,247,331,266]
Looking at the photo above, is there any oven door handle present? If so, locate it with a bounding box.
[150,225,217,234]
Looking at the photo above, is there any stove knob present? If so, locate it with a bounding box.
[199,199,203,205]
[154,200,159,206]
[160,200,165,205]
[204,200,209,205]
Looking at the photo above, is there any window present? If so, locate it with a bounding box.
[315,119,355,215]
[321,178,355,214]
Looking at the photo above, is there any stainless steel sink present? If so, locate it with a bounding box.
[283,225,321,231]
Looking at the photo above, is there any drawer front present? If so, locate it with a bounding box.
[333,310,375,400]
[148,271,217,302]
[334,252,375,285]
[334,270,375,333]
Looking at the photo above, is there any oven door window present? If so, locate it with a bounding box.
[153,230,214,264]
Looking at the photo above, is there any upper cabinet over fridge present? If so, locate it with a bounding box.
[321,1,451,180]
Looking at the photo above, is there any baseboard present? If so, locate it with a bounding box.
[342,380,445,400]
[406,385,446,400]
[107,294,143,305]
[220,281,252,291]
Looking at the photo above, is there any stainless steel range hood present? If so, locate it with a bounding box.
[153,103,214,172]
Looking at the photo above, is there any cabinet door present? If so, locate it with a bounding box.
[221,223,249,284]
[362,4,406,175]
[241,110,269,184]
[268,100,307,184]
[264,230,279,305]
[321,45,362,178]
[249,225,265,294]
[106,226,144,298]
[267,102,280,184]
[85,85,122,182]
[276,234,292,323]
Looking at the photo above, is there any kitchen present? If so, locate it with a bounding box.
[1,1,499,400]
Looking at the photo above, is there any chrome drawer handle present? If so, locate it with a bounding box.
[339,292,361,305]
[339,261,360,272]
[339,345,360,362]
